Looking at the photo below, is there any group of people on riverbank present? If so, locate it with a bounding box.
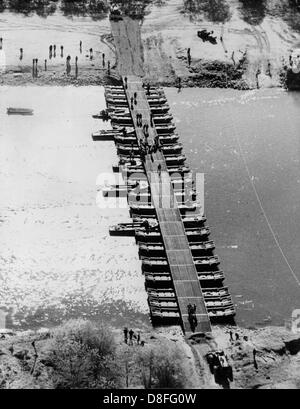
[0,37,111,79]
[123,327,144,346]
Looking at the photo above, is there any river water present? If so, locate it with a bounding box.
[165,87,300,327]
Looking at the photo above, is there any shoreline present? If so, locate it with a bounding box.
[1,321,300,389]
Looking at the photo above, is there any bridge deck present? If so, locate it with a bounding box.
[124,76,211,334]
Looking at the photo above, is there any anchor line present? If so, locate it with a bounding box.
[230,99,300,289]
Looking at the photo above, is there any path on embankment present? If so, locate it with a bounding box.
[110,17,211,335]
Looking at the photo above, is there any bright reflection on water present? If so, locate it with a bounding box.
[0,86,149,330]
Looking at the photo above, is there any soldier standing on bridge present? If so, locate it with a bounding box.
[123,327,128,344]
[129,329,134,345]
[187,48,191,66]
[158,163,162,179]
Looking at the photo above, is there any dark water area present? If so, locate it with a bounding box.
[165,87,300,328]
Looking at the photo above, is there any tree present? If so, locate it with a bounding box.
[238,0,267,25]
[45,319,120,389]
[136,341,187,389]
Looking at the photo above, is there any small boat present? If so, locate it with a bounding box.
[208,307,236,318]
[92,130,117,141]
[150,308,180,320]
[202,287,230,298]
[109,224,137,236]
[149,299,178,308]
[167,165,191,174]
[109,222,155,236]
[152,114,173,124]
[109,220,158,236]
[205,299,233,308]
[150,105,170,115]
[7,108,33,115]
[155,123,176,134]
[164,154,186,166]
[110,116,133,126]
[92,129,135,140]
[92,109,110,120]
[105,85,124,90]
[147,97,168,105]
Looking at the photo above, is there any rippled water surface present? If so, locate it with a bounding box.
[165,87,300,327]
[0,86,149,330]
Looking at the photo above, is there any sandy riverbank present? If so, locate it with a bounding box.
[1,0,300,89]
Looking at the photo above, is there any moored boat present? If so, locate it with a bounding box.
[7,108,33,115]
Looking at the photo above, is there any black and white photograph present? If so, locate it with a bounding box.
[0,0,299,392]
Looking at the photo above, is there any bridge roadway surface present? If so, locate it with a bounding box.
[110,17,211,334]
[122,76,211,334]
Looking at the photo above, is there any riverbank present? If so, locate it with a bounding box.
[1,0,300,89]
[1,322,299,389]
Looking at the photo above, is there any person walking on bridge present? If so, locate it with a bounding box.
[187,48,191,66]
[158,163,162,180]
[123,327,128,344]
[129,329,134,346]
